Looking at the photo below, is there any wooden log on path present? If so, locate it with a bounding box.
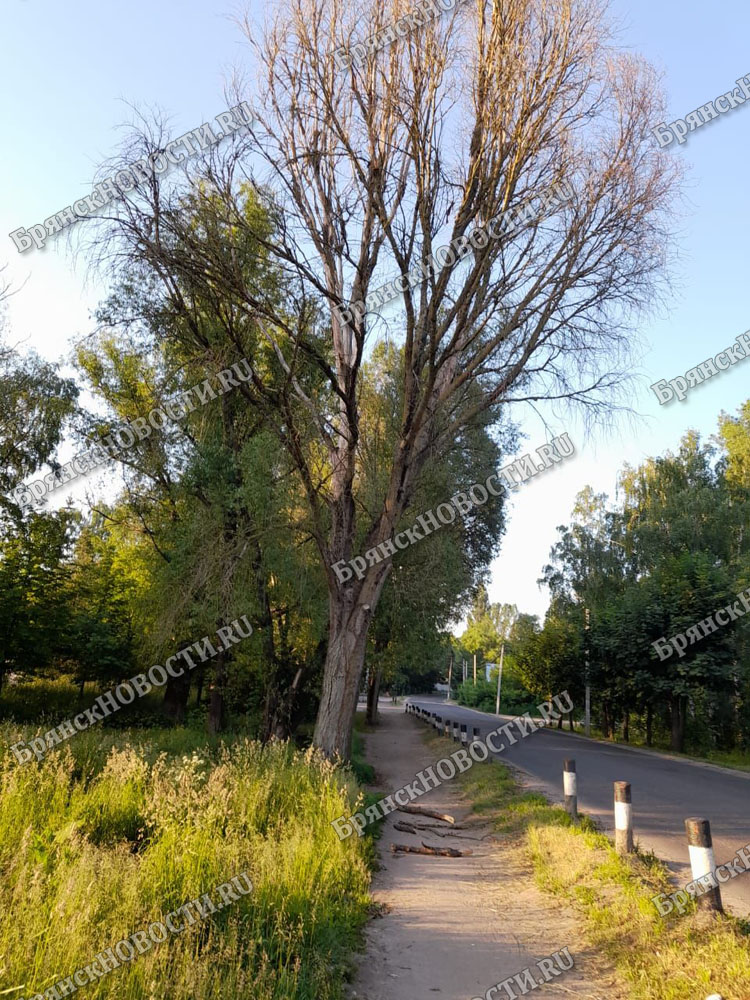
[396,804,455,824]
[393,821,419,835]
[390,842,472,857]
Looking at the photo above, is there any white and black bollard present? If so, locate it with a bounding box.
[563,759,577,820]
[444,718,450,738]
[685,817,723,913]
[472,726,480,741]
[452,722,459,742]
[614,781,633,855]
[460,723,467,746]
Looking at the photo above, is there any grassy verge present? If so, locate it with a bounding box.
[0,722,373,1000]
[422,727,750,1000]
[577,722,750,774]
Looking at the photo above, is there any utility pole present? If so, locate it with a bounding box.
[495,643,505,716]
[584,607,591,737]
[447,651,453,702]
[473,653,477,685]
[463,659,467,683]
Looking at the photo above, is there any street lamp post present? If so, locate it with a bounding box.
[584,606,591,737]
[495,643,505,716]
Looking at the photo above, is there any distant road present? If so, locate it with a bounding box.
[406,696,750,916]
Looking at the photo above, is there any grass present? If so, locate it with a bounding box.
[579,722,750,774]
[0,720,373,1000]
[422,726,750,1000]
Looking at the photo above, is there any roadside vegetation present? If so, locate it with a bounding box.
[0,721,371,1000]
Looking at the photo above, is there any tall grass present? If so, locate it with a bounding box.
[0,724,371,1000]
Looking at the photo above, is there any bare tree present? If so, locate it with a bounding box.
[87,0,679,757]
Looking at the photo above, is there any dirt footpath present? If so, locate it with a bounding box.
[350,704,625,1000]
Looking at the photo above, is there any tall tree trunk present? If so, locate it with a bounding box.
[622,709,629,742]
[163,668,191,723]
[313,542,393,757]
[645,703,653,746]
[567,711,574,731]
[366,666,381,725]
[670,695,686,752]
[195,665,205,706]
[313,587,381,758]
[208,638,228,736]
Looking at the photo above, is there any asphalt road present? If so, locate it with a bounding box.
[405,696,750,916]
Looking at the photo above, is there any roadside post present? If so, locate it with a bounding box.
[614,782,633,854]
[563,759,578,820]
[685,818,723,913]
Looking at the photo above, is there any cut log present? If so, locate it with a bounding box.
[396,804,455,824]
[390,842,472,857]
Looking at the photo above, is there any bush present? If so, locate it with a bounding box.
[455,675,538,716]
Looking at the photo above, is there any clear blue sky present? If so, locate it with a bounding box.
[1,0,749,621]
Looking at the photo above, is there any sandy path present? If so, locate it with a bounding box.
[349,704,625,1000]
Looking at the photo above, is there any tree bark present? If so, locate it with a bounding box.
[208,644,228,736]
[366,665,382,725]
[195,665,205,706]
[313,573,389,758]
[645,703,653,746]
[163,663,191,723]
[670,695,686,752]
[313,618,369,758]
[622,709,629,743]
